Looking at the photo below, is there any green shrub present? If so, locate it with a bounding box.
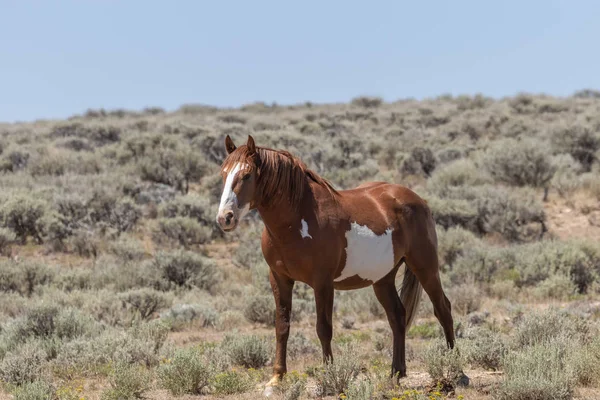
[551,154,583,197]
[216,310,246,331]
[157,346,215,395]
[483,138,556,188]
[54,308,98,340]
[401,147,437,177]
[11,380,55,400]
[119,288,172,320]
[24,305,60,338]
[0,195,48,244]
[423,339,465,384]
[69,230,100,257]
[496,341,574,400]
[88,195,141,235]
[0,341,48,385]
[0,150,30,172]
[139,147,209,194]
[512,308,591,350]
[582,172,600,200]
[0,227,16,256]
[469,185,546,241]
[159,303,218,330]
[514,240,598,293]
[153,250,220,292]
[212,369,255,395]
[551,122,600,172]
[351,96,383,108]
[287,331,319,358]
[29,149,69,177]
[446,283,481,315]
[107,235,148,261]
[0,261,54,297]
[158,194,216,228]
[427,158,490,195]
[274,371,308,400]
[437,226,479,270]
[427,196,479,231]
[569,336,600,387]
[533,274,577,300]
[221,334,271,368]
[407,320,441,339]
[344,377,375,400]
[463,327,507,371]
[243,294,274,325]
[314,344,361,397]
[51,123,121,145]
[155,217,212,247]
[232,222,265,268]
[100,362,152,400]
[54,321,168,372]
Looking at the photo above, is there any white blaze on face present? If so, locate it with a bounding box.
[334,222,398,283]
[299,219,312,239]
[217,163,250,221]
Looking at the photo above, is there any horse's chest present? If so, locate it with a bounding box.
[334,222,396,283]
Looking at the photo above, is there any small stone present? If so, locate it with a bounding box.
[456,372,470,387]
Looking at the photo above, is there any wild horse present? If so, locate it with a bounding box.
[215,135,454,390]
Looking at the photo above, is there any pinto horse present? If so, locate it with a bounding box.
[215,135,454,389]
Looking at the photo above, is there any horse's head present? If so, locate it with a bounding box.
[215,135,260,232]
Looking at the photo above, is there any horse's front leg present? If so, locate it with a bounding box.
[266,269,294,387]
[314,282,334,363]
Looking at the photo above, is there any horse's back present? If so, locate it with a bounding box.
[341,181,430,213]
[338,180,436,247]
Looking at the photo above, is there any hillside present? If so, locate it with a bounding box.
[1,91,600,399]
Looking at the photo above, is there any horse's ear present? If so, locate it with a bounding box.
[225,135,236,154]
[247,135,256,154]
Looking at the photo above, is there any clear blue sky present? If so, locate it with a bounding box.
[1,0,599,123]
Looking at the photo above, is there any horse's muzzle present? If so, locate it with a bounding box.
[217,210,238,232]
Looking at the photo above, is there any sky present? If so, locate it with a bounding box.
[1,0,599,123]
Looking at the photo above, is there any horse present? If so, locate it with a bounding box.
[215,135,455,391]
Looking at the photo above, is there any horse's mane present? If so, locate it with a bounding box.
[220,145,339,210]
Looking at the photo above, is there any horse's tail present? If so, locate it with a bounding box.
[399,265,423,331]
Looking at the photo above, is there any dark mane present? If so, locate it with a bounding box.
[220,145,339,209]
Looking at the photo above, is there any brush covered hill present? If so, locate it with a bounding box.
[1,91,600,399]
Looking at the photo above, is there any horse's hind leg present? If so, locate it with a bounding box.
[405,247,455,349]
[373,269,407,379]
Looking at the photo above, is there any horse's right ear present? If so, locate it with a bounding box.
[225,135,237,154]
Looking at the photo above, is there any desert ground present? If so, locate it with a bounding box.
[1,92,600,399]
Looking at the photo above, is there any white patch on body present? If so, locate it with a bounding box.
[334,222,397,283]
[216,163,250,221]
[299,219,313,239]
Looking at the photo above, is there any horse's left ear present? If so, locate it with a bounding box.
[225,135,237,154]
[247,135,256,154]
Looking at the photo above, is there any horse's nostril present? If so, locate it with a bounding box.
[225,211,234,225]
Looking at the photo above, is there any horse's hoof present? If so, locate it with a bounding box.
[263,386,275,397]
[263,375,281,397]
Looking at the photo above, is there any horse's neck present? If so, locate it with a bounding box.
[257,182,321,241]
[258,201,303,237]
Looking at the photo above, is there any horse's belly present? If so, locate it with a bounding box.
[334,222,397,284]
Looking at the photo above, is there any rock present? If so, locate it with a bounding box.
[467,310,490,326]
[456,372,470,387]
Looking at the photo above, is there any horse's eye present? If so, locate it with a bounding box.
[241,174,251,181]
